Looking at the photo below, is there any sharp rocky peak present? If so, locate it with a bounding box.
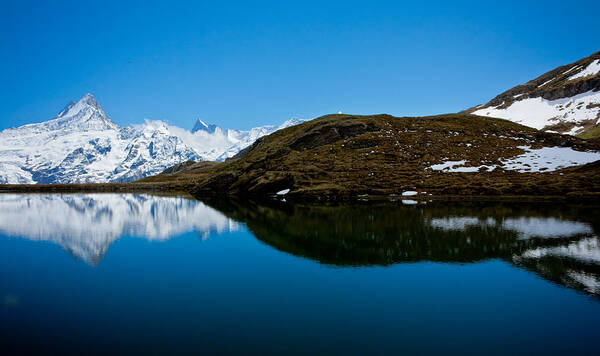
[192,118,222,134]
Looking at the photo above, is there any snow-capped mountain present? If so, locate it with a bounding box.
[192,119,221,134]
[0,193,239,265]
[470,51,600,136]
[0,94,304,184]
[183,116,304,161]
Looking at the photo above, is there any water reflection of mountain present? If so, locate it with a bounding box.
[0,194,239,265]
[202,199,600,297]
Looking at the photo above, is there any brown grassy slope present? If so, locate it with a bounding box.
[140,113,600,200]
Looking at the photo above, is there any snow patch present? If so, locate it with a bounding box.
[538,78,554,87]
[472,90,600,131]
[501,146,600,172]
[428,146,600,173]
[428,160,493,172]
[568,59,600,80]
[276,189,290,195]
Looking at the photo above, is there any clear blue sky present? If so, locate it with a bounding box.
[1,0,598,131]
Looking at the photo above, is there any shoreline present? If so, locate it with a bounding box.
[1,183,599,203]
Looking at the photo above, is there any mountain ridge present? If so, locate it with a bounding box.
[0,94,304,184]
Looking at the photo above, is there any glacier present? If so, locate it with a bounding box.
[0,94,303,184]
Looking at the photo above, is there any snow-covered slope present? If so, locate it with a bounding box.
[0,94,303,184]
[471,51,600,136]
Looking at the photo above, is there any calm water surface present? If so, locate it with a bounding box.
[1,194,599,355]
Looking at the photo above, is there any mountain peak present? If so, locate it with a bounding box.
[79,93,101,108]
[192,118,221,133]
[57,93,105,118]
[52,93,116,131]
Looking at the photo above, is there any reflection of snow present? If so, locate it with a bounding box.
[0,194,239,264]
[567,270,600,294]
[430,217,482,230]
[502,217,593,239]
[430,216,593,239]
[521,238,600,263]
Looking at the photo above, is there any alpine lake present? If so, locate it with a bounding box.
[1,193,599,355]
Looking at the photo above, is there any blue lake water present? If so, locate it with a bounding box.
[1,194,599,355]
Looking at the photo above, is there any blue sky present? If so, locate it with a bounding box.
[1,0,598,131]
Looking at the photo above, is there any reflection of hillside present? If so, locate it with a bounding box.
[0,194,239,265]
[203,199,600,297]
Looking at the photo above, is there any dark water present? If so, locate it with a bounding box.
[1,194,599,355]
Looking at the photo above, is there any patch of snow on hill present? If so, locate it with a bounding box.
[428,160,492,172]
[500,146,600,172]
[472,90,600,131]
[568,59,600,80]
[428,146,600,173]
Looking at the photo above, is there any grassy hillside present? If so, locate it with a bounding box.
[140,113,600,200]
[578,126,600,139]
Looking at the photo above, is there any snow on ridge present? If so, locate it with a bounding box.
[562,65,580,75]
[472,90,600,131]
[538,78,554,87]
[568,59,600,80]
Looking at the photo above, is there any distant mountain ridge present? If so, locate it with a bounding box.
[0,94,304,184]
[469,51,600,136]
